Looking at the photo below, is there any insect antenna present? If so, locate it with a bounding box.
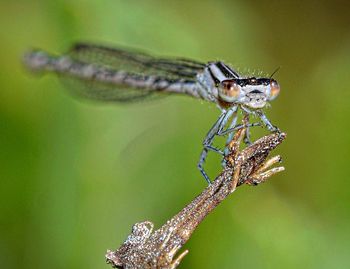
[269,66,281,79]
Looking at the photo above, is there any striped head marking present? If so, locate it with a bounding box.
[218,77,280,109]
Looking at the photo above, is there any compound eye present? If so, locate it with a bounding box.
[269,80,280,100]
[218,80,241,102]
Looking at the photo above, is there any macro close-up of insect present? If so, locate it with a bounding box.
[2,1,350,269]
[24,43,281,183]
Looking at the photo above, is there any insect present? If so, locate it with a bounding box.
[24,43,280,184]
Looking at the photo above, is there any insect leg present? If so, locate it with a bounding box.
[218,122,261,136]
[255,110,279,132]
[197,108,236,184]
[197,149,211,184]
[225,112,238,146]
[202,108,236,154]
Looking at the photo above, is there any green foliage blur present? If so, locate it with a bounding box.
[1,0,350,268]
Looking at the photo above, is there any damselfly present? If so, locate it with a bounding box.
[24,43,280,184]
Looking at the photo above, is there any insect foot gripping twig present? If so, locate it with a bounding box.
[106,128,286,269]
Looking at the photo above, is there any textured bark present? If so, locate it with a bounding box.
[106,129,286,269]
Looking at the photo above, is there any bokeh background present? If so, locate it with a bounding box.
[1,0,350,268]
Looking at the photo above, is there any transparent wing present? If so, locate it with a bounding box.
[69,43,205,80]
[60,76,162,103]
[56,43,205,103]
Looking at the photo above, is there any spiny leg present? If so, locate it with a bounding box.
[255,110,279,132]
[218,122,261,136]
[198,107,237,184]
[197,148,211,184]
[198,111,227,184]
[198,106,262,184]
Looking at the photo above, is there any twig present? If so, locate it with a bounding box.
[106,128,286,269]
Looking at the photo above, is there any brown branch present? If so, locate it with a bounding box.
[106,128,286,269]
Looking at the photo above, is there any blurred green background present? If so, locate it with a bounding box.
[1,0,350,268]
